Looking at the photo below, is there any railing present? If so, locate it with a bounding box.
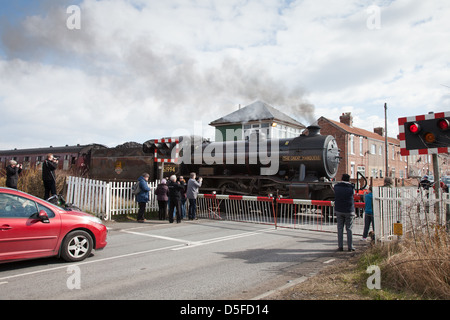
[66,176,159,220]
[197,194,366,235]
[373,187,449,241]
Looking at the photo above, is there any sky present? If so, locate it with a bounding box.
[0,0,449,150]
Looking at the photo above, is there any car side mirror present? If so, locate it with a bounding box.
[38,210,50,223]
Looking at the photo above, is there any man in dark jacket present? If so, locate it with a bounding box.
[333,173,355,251]
[6,160,22,189]
[42,154,58,200]
[136,173,151,223]
[167,175,185,223]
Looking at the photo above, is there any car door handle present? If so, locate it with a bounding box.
[0,225,12,231]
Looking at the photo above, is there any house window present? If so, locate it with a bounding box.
[371,168,378,178]
[371,144,376,155]
[350,135,354,154]
[359,137,363,156]
[357,166,365,176]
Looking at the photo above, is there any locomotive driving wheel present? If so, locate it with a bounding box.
[218,180,244,195]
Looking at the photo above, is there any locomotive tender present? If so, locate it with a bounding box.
[143,125,340,200]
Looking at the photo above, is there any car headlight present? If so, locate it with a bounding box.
[84,215,103,225]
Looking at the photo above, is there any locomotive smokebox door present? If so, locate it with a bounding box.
[289,183,309,199]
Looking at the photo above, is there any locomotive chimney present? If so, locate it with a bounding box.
[306,125,321,136]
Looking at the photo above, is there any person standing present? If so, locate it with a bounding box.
[333,173,356,251]
[6,160,22,189]
[136,173,151,223]
[186,172,202,220]
[418,175,431,191]
[167,175,185,223]
[42,154,58,200]
[179,176,187,219]
[362,187,374,241]
[155,179,169,220]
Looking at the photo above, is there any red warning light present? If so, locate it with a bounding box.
[408,123,420,134]
[438,119,449,131]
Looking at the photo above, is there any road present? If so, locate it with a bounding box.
[0,219,357,301]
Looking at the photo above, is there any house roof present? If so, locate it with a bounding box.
[319,116,400,145]
[209,100,306,128]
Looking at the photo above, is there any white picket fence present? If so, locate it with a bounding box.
[65,176,159,220]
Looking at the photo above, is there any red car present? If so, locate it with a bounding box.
[0,187,107,263]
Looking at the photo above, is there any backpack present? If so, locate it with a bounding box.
[132,181,141,195]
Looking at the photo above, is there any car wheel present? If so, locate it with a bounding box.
[60,230,93,262]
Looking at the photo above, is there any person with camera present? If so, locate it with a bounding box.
[186,172,202,220]
[42,153,59,200]
[6,160,22,189]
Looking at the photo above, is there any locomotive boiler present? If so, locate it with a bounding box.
[143,125,340,200]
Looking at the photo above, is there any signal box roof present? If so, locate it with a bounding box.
[209,100,306,129]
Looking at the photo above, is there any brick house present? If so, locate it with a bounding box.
[317,113,409,186]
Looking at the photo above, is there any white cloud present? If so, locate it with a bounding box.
[0,0,449,150]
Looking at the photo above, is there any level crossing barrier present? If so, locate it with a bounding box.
[67,177,450,241]
[196,194,365,234]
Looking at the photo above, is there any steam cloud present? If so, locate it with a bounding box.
[1,1,316,132]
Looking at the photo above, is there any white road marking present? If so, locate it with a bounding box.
[172,228,278,250]
[120,229,201,245]
[120,227,278,250]
[0,243,184,282]
[0,226,277,282]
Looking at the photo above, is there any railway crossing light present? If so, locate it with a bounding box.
[399,112,450,156]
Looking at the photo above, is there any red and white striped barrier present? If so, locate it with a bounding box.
[152,138,179,163]
[201,194,274,202]
[196,194,365,233]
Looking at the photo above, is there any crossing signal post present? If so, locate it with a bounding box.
[398,112,450,209]
[398,112,450,156]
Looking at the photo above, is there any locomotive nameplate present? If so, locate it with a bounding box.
[282,155,321,161]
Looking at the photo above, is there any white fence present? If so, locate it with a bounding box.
[373,187,449,241]
[66,176,159,220]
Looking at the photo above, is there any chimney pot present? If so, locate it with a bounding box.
[374,127,384,137]
[339,112,353,126]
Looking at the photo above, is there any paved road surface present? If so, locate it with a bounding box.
[0,219,361,300]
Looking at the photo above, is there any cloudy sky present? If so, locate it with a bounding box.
[0,0,449,150]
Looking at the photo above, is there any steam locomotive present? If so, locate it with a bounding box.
[1,126,341,200]
[143,125,341,200]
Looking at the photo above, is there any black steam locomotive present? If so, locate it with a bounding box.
[143,125,340,200]
[1,126,340,201]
